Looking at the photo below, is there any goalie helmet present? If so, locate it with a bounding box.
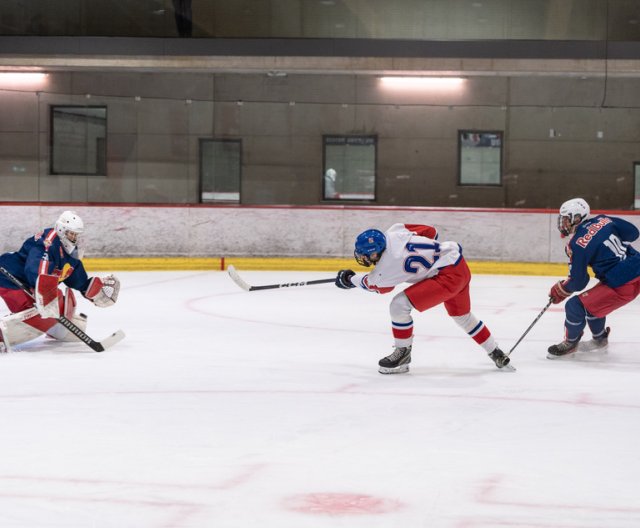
[55,210,84,255]
[558,198,590,237]
[354,229,386,267]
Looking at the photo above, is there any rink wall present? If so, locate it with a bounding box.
[2,203,640,273]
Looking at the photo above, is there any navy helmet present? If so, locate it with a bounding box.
[354,229,386,267]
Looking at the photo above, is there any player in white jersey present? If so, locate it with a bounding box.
[335,223,511,374]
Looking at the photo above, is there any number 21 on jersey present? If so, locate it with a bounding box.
[404,242,440,273]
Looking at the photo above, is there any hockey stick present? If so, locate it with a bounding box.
[227,265,336,292]
[0,266,125,352]
[507,299,553,356]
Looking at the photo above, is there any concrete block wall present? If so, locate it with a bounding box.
[1,71,640,209]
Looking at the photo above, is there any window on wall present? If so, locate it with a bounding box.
[51,106,107,175]
[200,139,241,202]
[323,135,376,200]
[635,163,640,209]
[458,130,502,185]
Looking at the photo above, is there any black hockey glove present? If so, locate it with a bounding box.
[335,269,356,289]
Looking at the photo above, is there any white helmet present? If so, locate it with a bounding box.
[325,168,337,181]
[55,210,84,255]
[558,198,590,237]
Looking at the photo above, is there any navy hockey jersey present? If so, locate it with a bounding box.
[564,214,640,291]
[0,228,91,294]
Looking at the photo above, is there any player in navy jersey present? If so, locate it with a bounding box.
[548,198,640,358]
[0,211,120,352]
[335,223,511,374]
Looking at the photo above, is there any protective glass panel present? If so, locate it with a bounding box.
[458,131,502,186]
[200,139,241,202]
[51,106,107,175]
[323,136,376,201]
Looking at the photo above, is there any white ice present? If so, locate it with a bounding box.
[1,270,639,528]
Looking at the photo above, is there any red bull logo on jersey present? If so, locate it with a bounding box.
[57,263,74,282]
[575,217,612,248]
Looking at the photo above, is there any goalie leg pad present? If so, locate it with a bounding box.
[63,287,77,319]
[35,274,61,319]
[47,313,88,342]
[46,289,89,342]
[0,308,47,350]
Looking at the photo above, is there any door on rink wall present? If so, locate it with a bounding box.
[200,139,241,203]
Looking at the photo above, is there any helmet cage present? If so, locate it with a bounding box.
[55,211,84,255]
[557,198,590,237]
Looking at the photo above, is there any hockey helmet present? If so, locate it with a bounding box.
[354,229,386,267]
[55,210,84,255]
[558,198,590,237]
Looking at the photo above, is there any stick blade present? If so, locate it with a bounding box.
[100,329,126,351]
[90,329,126,352]
[227,265,252,291]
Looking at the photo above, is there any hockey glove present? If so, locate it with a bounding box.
[85,274,121,307]
[549,280,571,304]
[335,269,356,289]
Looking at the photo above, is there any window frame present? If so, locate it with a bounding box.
[457,129,503,187]
[322,134,377,202]
[634,162,640,209]
[50,105,107,176]
[199,138,242,204]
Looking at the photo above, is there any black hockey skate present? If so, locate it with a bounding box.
[488,347,515,371]
[547,339,579,359]
[378,346,411,374]
[580,327,610,352]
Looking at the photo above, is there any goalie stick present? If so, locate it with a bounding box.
[0,266,125,352]
[227,265,336,292]
[507,299,552,356]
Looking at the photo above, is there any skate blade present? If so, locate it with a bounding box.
[546,351,577,360]
[497,363,517,372]
[378,364,410,374]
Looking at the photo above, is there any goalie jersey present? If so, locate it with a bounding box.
[354,223,462,293]
[0,228,91,293]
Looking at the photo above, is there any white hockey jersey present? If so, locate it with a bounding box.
[353,223,462,293]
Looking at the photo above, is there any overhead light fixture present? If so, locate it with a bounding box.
[379,76,466,90]
[0,72,48,86]
[267,71,287,78]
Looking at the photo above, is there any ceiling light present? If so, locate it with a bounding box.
[379,76,466,90]
[0,72,48,86]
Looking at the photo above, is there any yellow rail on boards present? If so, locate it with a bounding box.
[83,257,569,277]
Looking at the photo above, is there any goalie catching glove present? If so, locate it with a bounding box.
[84,274,120,307]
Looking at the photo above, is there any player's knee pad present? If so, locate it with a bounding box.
[0,308,45,350]
[390,292,413,323]
[564,296,587,340]
[565,295,587,322]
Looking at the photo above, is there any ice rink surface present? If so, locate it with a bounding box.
[1,270,639,528]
